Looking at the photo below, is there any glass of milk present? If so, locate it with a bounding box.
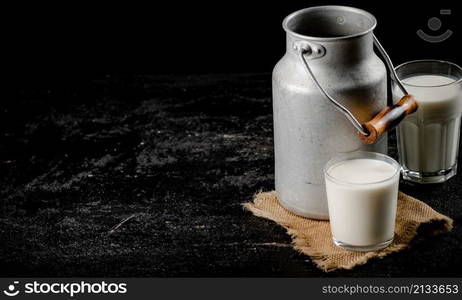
[324,152,400,251]
[393,60,462,184]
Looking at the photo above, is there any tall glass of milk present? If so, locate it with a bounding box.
[324,152,400,251]
[393,60,462,183]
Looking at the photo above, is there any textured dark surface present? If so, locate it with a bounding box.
[1,74,461,277]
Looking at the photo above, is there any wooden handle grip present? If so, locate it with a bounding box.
[358,95,419,144]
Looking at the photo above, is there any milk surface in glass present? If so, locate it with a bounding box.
[324,152,400,251]
[393,61,462,183]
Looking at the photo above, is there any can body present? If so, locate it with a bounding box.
[272,6,388,219]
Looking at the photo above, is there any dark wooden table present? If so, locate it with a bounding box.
[1,74,461,277]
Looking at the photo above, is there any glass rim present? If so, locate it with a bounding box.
[324,151,401,186]
[393,59,462,88]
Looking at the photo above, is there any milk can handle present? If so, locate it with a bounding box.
[295,34,416,142]
[295,41,370,136]
[372,35,408,96]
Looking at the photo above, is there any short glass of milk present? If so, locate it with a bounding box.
[393,60,462,184]
[324,152,400,251]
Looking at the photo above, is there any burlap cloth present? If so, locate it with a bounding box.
[243,191,453,272]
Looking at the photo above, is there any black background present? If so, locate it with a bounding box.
[10,0,461,81]
[3,0,462,277]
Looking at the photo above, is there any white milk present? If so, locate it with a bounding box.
[394,75,462,175]
[325,158,399,247]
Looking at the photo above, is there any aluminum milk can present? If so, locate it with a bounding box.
[272,6,389,219]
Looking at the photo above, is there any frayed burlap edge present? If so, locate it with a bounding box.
[243,191,453,272]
